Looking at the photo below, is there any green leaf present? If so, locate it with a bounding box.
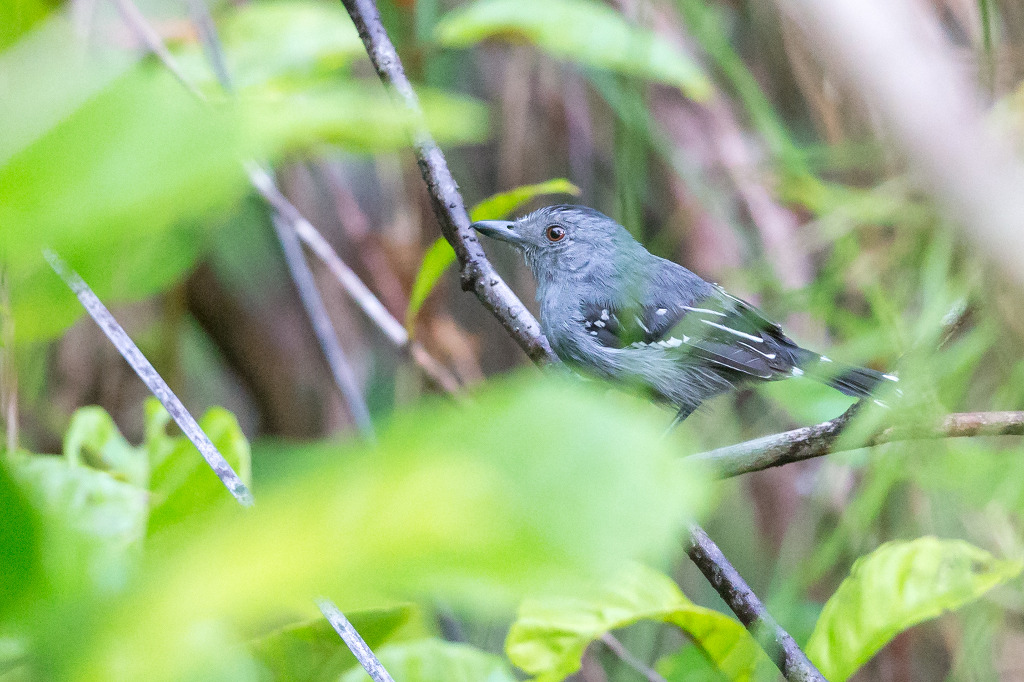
[75,372,711,679]
[340,639,517,682]
[9,454,148,594]
[0,460,41,621]
[405,179,580,333]
[806,537,1023,682]
[405,239,457,334]
[469,178,582,222]
[505,563,765,682]
[62,407,147,488]
[250,604,416,681]
[173,0,366,91]
[437,0,712,101]
[145,399,253,538]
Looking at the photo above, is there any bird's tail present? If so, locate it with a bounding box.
[794,349,898,399]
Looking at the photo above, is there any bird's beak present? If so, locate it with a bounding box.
[472,220,527,246]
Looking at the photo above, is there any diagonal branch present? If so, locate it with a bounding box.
[696,407,1024,478]
[686,524,825,681]
[339,0,556,365]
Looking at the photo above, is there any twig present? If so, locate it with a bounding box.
[695,408,1024,478]
[272,214,376,441]
[685,524,825,681]
[316,598,396,682]
[247,166,462,395]
[45,250,254,506]
[340,0,556,365]
[600,633,669,682]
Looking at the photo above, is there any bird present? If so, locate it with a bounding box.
[472,204,898,423]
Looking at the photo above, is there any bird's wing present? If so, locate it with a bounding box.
[580,287,804,380]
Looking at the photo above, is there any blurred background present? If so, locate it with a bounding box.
[5,0,1024,679]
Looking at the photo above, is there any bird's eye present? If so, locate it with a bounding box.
[546,225,566,242]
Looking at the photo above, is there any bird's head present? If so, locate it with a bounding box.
[472,205,637,282]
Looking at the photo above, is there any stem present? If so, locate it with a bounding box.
[316,598,396,682]
[696,406,1024,478]
[45,250,253,506]
[340,0,556,365]
[272,213,376,442]
[685,523,825,681]
[600,633,668,682]
[0,269,16,454]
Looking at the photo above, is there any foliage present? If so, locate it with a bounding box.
[806,538,1023,681]
[436,0,712,100]
[505,563,766,681]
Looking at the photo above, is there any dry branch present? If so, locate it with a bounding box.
[696,408,1024,478]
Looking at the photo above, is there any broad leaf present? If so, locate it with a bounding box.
[806,537,1023,682]
[437,0,712,101]
[63,406,147,488]
[469,178,581,222]
[10,454,148,594]
[0,461,41,621]
[505,563,765,682]
[406,179,580,333]
[145,399,252,538]
[251,604,416,681]
[340,639,517,682]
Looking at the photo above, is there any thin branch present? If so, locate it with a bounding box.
[695,407,1024,478]
[316,598,396,682]
[340,0,556,365]
[247,166,462,395]
[600,633,669,682]
[272,214,376,441]
[685,523,825,682]
[45,250,254,506]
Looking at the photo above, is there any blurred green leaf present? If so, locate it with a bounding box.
[247,85,490,155]
[437,0,712,101]
[72,373,709,680]
[469,178,581,222]
[406,179,580,334]
[10,454,148,595]
[406,239,457,334]
[340,639,516,682]
[0,461,41,622]
[806,537,1023,682]
[505,563,765,682]
[63,407,147,488]
[174,0,365,91]
[145,399,252,538]
[655,644,730,682]
[250,604,416,681]
[0,0,57,51]
[2,64,248,341]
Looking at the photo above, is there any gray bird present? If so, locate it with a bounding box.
[473,205,897,423]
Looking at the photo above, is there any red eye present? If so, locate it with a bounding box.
[546,225,566,242]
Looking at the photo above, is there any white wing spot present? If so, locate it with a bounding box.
[820,356,833,363]
[590,330,598,336]
[635,317,650,333]
[594,320,605,328]
[701,319,764,343]
[873,399,889,408]
[600,309,610,321]
[655,337,684,348]
[656,308,668,315]
[882,373,899,382]
[683,306,727,317]
[791,367,804,377]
